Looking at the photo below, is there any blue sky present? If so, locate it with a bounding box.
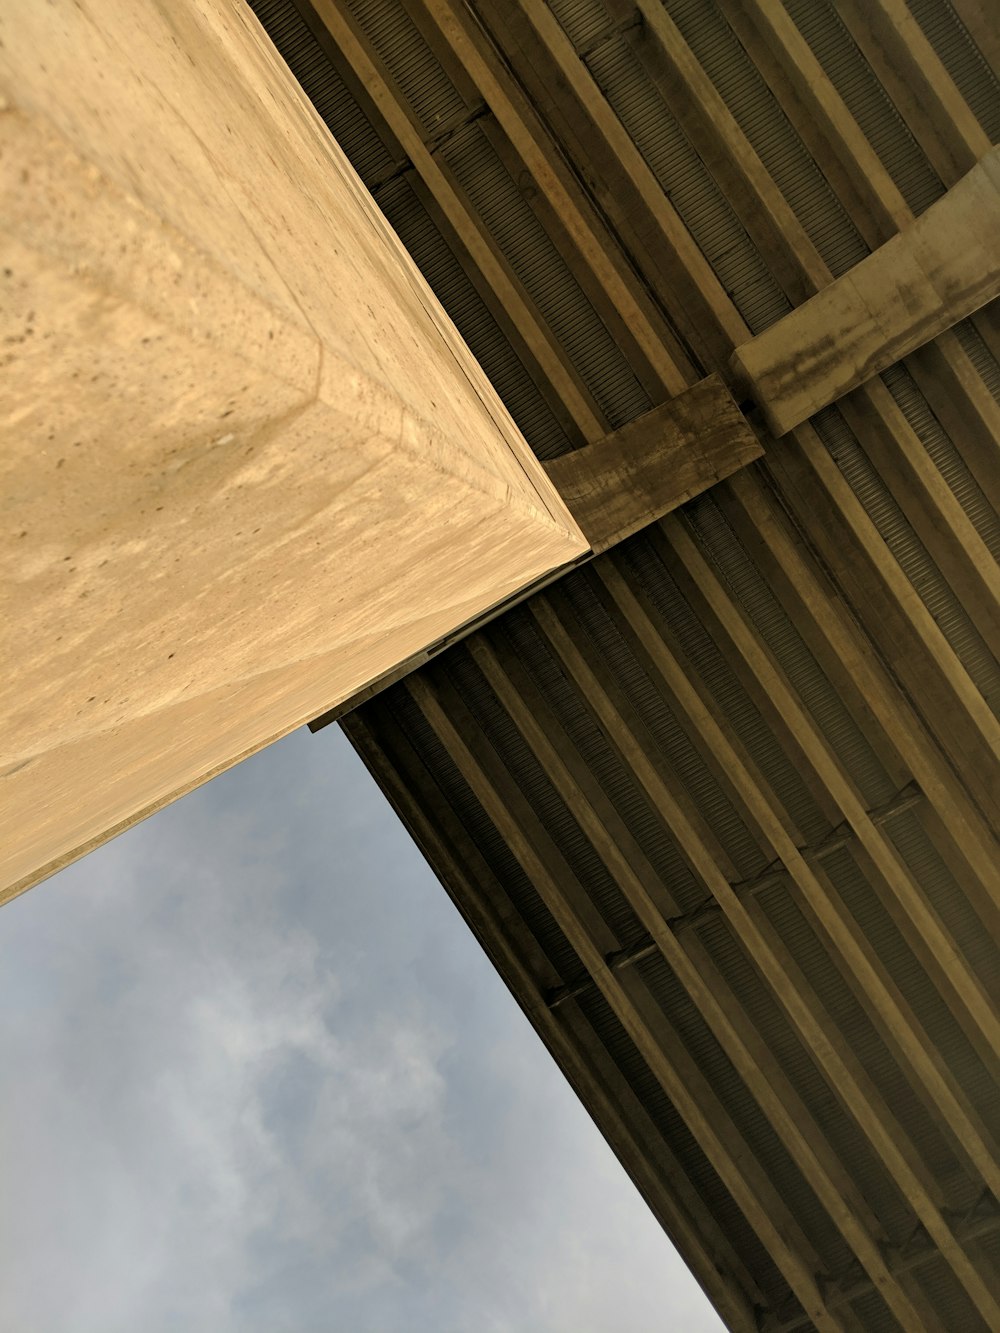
[0,723,723,1331]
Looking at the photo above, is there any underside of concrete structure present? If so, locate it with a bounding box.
[252,2,1000,1329]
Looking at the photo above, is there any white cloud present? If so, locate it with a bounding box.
[0,728,723,1332]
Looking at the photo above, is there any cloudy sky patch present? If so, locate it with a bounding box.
[1,725,723,1331]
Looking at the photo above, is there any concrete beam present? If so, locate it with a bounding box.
[542,376,762,555]
[731,146,1000,436]
[308,376,760,727]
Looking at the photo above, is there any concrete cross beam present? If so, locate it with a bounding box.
[731,146,1000,436]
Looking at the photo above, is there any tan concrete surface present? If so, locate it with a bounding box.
[0,0,587,900]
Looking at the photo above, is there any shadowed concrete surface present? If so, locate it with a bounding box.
[285,1,1000,1327]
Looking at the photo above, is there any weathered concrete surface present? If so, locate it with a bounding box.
[731,146,1000,436]
[542,377,761,556]
[0,0,587,900]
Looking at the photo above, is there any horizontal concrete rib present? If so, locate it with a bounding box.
[731,147,1000,435]
[542,376,761,554]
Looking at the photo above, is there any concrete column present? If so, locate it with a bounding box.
[0,0,587,899]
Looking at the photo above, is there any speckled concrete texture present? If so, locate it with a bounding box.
[0,0,586,899]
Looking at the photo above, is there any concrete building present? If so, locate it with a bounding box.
[5,1,1000,1328]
